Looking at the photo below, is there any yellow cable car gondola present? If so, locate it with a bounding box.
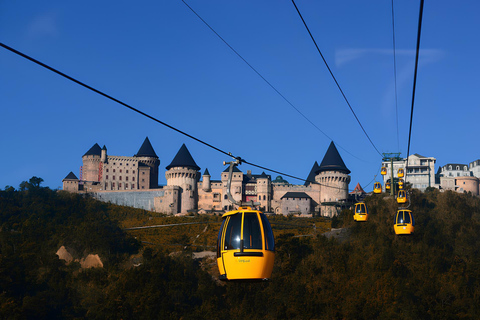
[385,181,391,190]
[217,206,275,281]
[373,182,382,194]
[353,202,368,221]
[394,209,415,235]
[398,179,404,189]
[398,168,404,178]
[397,190,407,204]
[381,166,387,175]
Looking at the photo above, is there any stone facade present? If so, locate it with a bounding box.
[63,140,352,216]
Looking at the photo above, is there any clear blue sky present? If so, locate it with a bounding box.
[1,1,479,191]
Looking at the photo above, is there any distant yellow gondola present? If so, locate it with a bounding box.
[398,179,404,189]
[353,202,369,221]
[398,168,404,178]
[381,166,387,175]
[373,182,382,194]
[397,190,407,204]
[217,206,275,281]
[394,209,415,235]
[385,182,391,190]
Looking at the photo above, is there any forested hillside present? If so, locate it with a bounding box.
[1,179,479,319]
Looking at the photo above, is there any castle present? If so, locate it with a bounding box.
[63,137,352,217]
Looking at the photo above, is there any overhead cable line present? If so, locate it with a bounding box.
[405,0,425,173]
[290,0,382,157]
[0,42,233,160]
[391,0,400,152]
[0,42,356,192]
[180,0,365,162]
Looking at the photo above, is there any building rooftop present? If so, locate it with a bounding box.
[304,161,319,186]
[135,137,158,158]
[166,144,200,170]
[281,192,312,199]
[83,143,101,157]
[63,172,78,180]
[317,142,350,174]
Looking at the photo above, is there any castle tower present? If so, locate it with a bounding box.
[62,172,79,192]
[165,144,200,213]
[82,143,102,182]
[135,137,160,189]
[256,172,271,211]
[316,142,351,217]
[202,168,211,192]
[101,145,107,163]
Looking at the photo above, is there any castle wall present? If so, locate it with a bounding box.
[91,190,166,211]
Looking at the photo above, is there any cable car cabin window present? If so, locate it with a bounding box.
[260,213,275,251]
[397,211,411,224]
[217,219,225,258]
[224,214,242,250]
[243,212,262,250]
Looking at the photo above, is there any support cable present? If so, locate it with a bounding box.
[180,0,365,162]
[0,41,361,192]
[291,0,382,157]
[391,0,400,152]
[405,0,425,173]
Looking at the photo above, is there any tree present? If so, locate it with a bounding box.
[29,176,43,188]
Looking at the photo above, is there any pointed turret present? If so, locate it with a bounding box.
[166,144,200,170]
[305,161,320,186]
[135,137,158,158]
[83,143,102,156]
[63,172,78,180]
[317,142,350,174]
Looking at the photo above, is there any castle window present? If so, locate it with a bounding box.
[133,177,135,181]
[132,184,135,189]
[112,183,115,188]
[263,195,266,200]
[113,169,115,173]
[126,177,128,181]
[120,163,122,166]
[259,196,261,200]
[106,169,109,172]
[142,172,145,175]
[120,169,122,173]
[113,176,115,180]
[126,163,129,166]
[119,176,122,181]
[106,175,108,179]
[133,170,135,174]
[126,170,128,173]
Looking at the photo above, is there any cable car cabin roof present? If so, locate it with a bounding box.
[222,206,259,217]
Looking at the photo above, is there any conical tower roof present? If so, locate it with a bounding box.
[350,182,365,194]
[304,161,320,186]
[135,137,158,158]
[63,172,78,180]
[166,144,200,171]
[83,143,101,156]
[317,142,350,174]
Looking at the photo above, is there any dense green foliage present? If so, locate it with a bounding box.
[1,179,480,319]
